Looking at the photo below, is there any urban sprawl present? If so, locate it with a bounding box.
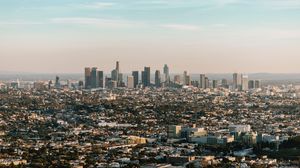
[0,61,300,168]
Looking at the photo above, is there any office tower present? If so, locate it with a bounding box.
[248,80,255,89]
[186,75,191,86]
[108,80,117,89]
[105,77,111,88]
[221,79,229,88]
[141,71,145,87]
[115,61,122,86]
[242,75,249,91]
[78,80,84,89]
[233,73,238,89]
[255,80,261,89]
[163,64,170,84]
[48,80,52,90]
[183,71,188,85]
[132,71,139,88]
[111,69,118,82]
[127,76,134,88]
[200,74,206,89]
[191,81,199,87]
[174,75,181,84]
[155,70,161,88]
[55,76,61,89]
[143,67,151,87]
[91,67,98,88]
[116,61,120,73]
[233,73,242,90]
[212,80,218,89]
[97,71,104,88]
[85,67,92,89]
[118,73,123,87]
[205,77,209,89]
[67,80,71,88]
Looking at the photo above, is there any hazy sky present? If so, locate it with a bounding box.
[1,0,300,73]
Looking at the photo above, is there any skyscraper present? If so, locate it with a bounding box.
[143,67,151,87]
[200,74,206,89]
[132,71,139,88]
[163,64,170,84]
[115,61,123,86]
[55,76,61,89]
[212,80,218,89]
[255,80,261,89]
[183,71,188,85]
[233,73,242,90]
[205,77,209,89]
[141,71,145,87]
[221,79,229,88]
[183,71,191,86]
[116,61,120,73]
[85,67,92,89]
[186,75,191,86]
[118,73,123,87]
[97,71,104,88]
[242,75,249,91]
[248,80,255,89]
[174,75,181,84]
[155,70,161,88]
[127,76,134,89]
[111,69,118,82]
[91,67,98,88]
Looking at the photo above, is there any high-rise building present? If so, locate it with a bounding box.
[174,75,181,84]
[108,80,117,89]
[78,80,84,89]
[221,79,229,88]
[248,80,255,89]
[183,71,189,85]
[185,75,191,86]
[111,69,118,82]
[118,73,123,87]
[233,73,242,90]
[97,71,104,88]
[191,81,199,87]
[205,77,209,89]
[212,80,218,89]
[200,74,206,89]
[255,80,261,89]
[91,67,98,88]
[105,77,111,88]
[85,67,92,89]
[116,61,120,73]
[155,70,161,88]
[127,76,134,88]
[48,80,52,90]
[163,64,170,84]
[141,71,145,87]
[143,67,151,87]
[132,71,139,88]
[55,76,61,89]
[242,75,249,91]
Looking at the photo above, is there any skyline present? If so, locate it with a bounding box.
[1,0,300,73]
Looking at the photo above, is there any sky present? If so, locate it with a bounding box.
[0,0,300,74]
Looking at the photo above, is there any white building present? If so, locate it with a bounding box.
[127,76,134,89]
[229,125,251,133]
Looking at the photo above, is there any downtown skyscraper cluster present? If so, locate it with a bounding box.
[84,61,260,91]
[84,62,171,89]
